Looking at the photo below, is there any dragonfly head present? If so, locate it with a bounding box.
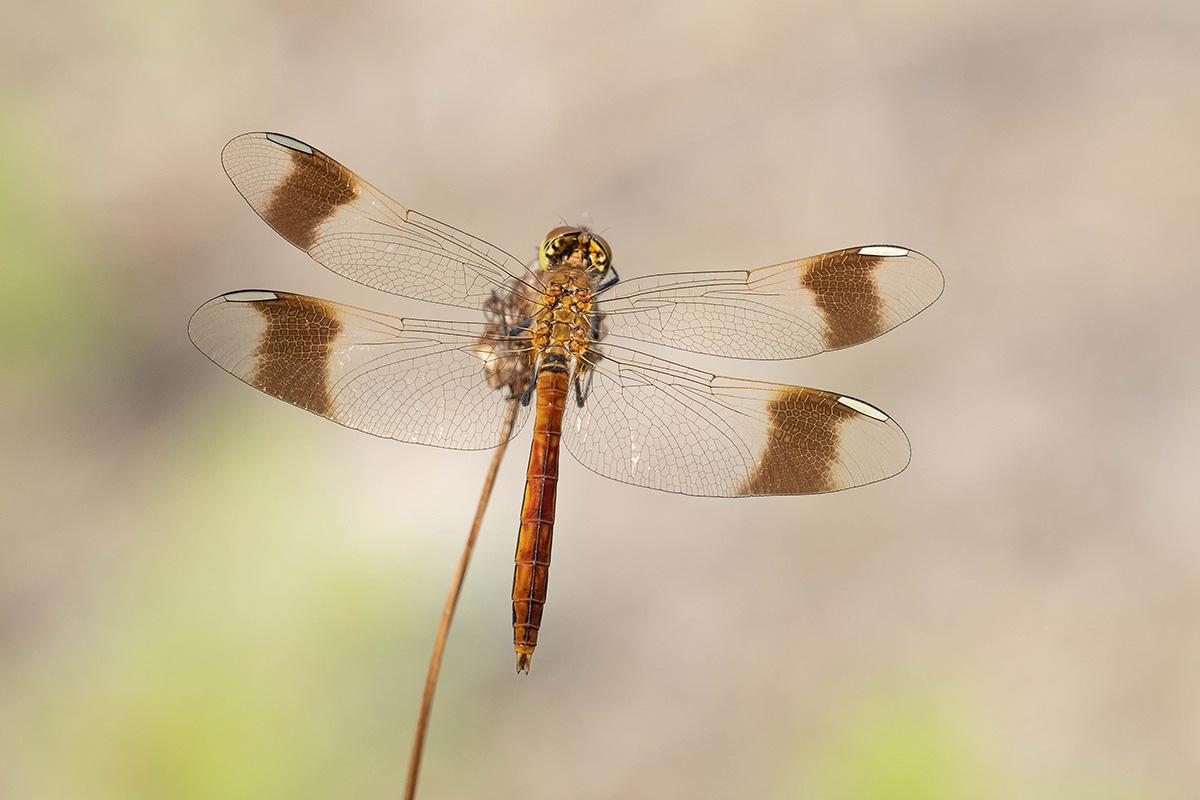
[539,226,612,276]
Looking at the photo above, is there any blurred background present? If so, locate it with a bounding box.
[3,0,1199,798]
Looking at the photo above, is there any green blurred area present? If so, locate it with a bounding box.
[0,92,115,394]
[3,409,433,799]
[798,686,1148,800]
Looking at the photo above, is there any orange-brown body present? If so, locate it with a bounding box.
[512,363,566,671]
[512,229,610,672]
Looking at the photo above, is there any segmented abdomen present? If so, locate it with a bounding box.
[512,356,569,673]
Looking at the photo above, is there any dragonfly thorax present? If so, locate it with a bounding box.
[538,226,612,276]
[531,271,597,362]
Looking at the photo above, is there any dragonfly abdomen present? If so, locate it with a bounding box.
[512,354,569,673]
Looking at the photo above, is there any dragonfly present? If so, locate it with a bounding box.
[190,132,943,672]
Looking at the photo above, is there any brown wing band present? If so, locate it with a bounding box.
[248,294,342,416]
[264,147,359,251]
[737,387,858,496]
[802,252,885,350]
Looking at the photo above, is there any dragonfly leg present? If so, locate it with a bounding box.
[520,354,544,407]
[506,313,534,337]
[570,311,603,406]
[593,265,620,293]
[573,368,594,407]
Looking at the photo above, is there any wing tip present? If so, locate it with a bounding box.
[221,132,316,175]
[836,394,889,421]
[223,289,280,303]
[263,132,315,154]
[858,245,910,257]
[858,243,946,309]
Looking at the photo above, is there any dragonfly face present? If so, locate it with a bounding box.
[538,226,613,278]
[190,132,943,671]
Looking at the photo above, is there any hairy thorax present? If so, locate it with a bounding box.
[530,269,596,364]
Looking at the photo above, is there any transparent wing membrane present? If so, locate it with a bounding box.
[562,343,911,497]
[189,290,532,450]
[598,246,942,359]
[221,132,541,310]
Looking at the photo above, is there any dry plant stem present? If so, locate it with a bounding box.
[404,397,520,800]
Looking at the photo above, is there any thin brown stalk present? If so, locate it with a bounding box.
[404,397,520,800]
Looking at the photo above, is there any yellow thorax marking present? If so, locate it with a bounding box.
[531,271,594,359]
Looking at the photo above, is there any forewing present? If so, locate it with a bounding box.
[188,291,531,449]
[221,132,540,309]
[598,245,942,359]
[561,343,910,497]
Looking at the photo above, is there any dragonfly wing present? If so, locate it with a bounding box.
[221,132,540,310]
[561,343,910,497]
[189,290,532,450]
[598,245,942,360]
